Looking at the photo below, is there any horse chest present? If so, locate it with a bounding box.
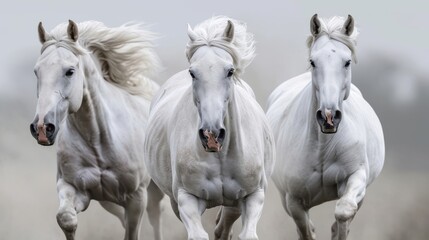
[176,156,261,206]
[59,153,142,203]
[283,150,351,203]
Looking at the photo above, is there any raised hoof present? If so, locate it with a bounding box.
[57,209,78,233]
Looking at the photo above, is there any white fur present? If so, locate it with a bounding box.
[146,16,274,240]
[186,16,255,76]
[32,20,163,240]
[307,16,359,62]
[267,16,384,240]
[41,21,160,98]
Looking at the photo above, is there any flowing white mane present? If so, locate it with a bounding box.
[186,16,255,77]
[307,16,359,62]
[41,21,161,97]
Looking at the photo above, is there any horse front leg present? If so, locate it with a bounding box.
[238,189,265,240]
[124,187,146,240]
[214,206,241,240]
[332,168,367,240]
[285,193,316,240]
[56,178,89,240]
[177,188,208,240]
[147,180,165,240]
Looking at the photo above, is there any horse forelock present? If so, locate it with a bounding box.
[44,21,160,99]
[40,39,87,56]
[307,16,359,63]
[186,16,255,77]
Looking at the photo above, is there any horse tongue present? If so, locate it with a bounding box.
[204,130,221,151]
[37,124,48,143]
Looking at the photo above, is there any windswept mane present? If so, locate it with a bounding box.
[186,16,255,77]
[42,21,161,97]
[307,16,359,62]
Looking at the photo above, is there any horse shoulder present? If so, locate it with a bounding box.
[343,86,385,182]
[233,84,275,182]
[145,70,195,198]
[267,72,311,108]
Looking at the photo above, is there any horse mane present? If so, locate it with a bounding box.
[42,21,161,98]
[306,16,359,62]
[186,16,255,77]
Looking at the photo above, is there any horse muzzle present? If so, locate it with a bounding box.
[316,108,342,134]
[198,128,225,152]
[30,121,57,146]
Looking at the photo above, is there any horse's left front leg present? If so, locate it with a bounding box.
[239,189,265,240]
[332,168,367,240]
[56,178,90,240]
[177,188,208,240]
[124,187,147,240]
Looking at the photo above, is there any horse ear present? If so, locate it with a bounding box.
[187,24,198,42]
[67,20,79,42]
[310,14,321,36]
[342,15,354,36]
[38,22,48,44]
[222,20,234,42]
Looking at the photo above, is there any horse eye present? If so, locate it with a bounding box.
[65,69,75,77]
[345,60,351,68]
[189,70,196,79]
[227,68,235,78]
[310,60,316,68]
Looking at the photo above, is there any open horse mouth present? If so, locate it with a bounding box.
[200,129,223,152]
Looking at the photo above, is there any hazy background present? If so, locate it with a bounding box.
[1,0,428,239]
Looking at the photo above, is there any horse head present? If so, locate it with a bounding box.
[186,20,237,152]
[309,14,357,133]
[30,20,85,145]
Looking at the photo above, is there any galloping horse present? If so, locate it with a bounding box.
[144,16,275,240]
[267,15,385,240]
[30,20,164,240]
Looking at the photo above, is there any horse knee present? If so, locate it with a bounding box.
[57,208,78,233]
[335,198,357,221]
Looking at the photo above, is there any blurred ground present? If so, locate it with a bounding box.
[1,0,429,239]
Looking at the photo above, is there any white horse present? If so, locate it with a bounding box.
[144,16,275,240]
[30,20,164,240]
[267,15,385,240]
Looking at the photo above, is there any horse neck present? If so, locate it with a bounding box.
[67,54,110,144]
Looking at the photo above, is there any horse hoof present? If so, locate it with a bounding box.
[57,209,78,232]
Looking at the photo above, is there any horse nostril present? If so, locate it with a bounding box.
[334,110,342,121]
[316,110,324,124]
[45,123,56,137]
[218,128,226,142]
[30,123,38,139]
[198,129,206,140]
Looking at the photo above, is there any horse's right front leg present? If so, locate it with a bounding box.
[56,178,89,240]
[177,188,208,240]
[285,194,316,240]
